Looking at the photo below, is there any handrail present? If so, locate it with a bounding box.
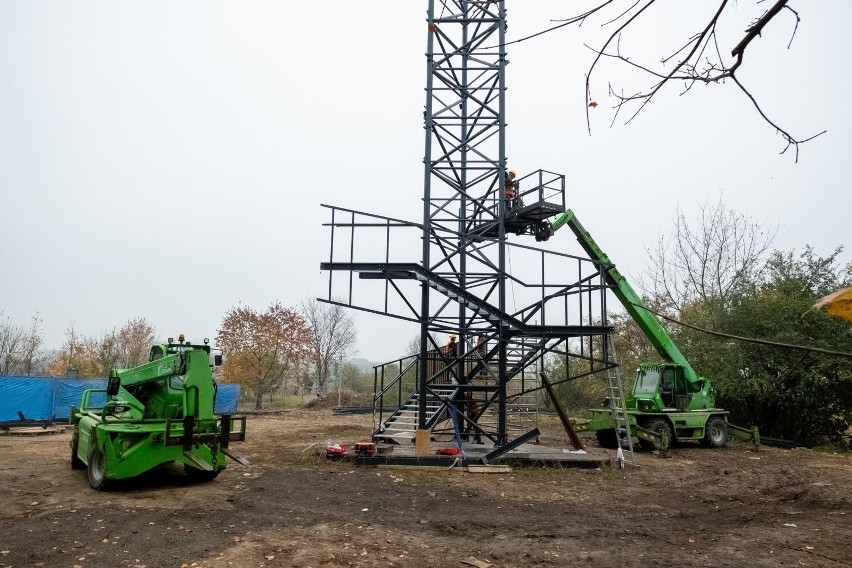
[374,357,418,400]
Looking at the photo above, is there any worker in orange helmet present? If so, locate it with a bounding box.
[445,333,458,357]
[504,169,518,211]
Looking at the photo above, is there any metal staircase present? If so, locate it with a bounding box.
[372,335,552,444]
[375,386,458,444]
[604,336,636,467]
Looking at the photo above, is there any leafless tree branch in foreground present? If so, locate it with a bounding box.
[502,0,825,161]
[585,0,825,161]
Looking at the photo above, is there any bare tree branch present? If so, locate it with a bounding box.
[302,299,358,390]
[501,1,825,159]
[730,74,826,162]
[641,197,776,313]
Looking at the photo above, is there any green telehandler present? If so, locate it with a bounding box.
[70,335,247,490]
[537,210,758,450]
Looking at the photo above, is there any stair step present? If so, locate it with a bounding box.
[379,432,415,439]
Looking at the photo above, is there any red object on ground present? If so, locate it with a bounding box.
[354,442,377,457]
[325,443,347,458]
[436,448,460,456]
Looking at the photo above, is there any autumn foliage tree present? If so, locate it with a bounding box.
[217,302,312,410]
[48,318,157,378]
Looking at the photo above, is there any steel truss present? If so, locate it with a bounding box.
[320,1,613,447]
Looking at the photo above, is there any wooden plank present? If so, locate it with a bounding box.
[466,465,512,474]
[415,428,431,456]
[0,427,64,436]
[540,372,584,450]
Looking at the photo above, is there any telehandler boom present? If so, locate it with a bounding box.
[539,211,757,449]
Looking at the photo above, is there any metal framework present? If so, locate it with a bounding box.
[320,1,614,449]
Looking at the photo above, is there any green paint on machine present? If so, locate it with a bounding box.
[70,336,247,490]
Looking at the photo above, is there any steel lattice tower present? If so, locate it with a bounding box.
[321,1,613,451]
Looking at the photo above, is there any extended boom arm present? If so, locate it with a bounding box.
[545,210,701,385]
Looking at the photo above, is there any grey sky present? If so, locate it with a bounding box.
[1,1,849,364]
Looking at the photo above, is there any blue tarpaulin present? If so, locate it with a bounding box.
[54,379,107,419]
[0,376,241,422]
[215,384,240,413]
[0,376,53,421]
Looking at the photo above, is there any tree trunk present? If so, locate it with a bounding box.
[317,361,328,389]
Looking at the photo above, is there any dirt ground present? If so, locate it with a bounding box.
[0,410,849,568]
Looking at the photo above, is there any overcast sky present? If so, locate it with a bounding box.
[1,1,849,364]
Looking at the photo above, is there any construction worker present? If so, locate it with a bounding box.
[445,333,457,356]
[504,169,519,211]
[468,400,483,444]
[475,334,487,357]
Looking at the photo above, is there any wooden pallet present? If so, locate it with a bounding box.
[0,426,66,437]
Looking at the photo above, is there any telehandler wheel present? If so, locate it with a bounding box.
[70,431,85,470]
[702,416,728,448]
[87,447,111,491]
[595,428,619,448]
[639,418,673,451]
[184,465,220,483]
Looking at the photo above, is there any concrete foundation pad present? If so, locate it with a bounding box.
[344,440,608,469]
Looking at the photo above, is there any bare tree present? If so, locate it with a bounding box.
[17,314,45,375]
[0,313,25,374]
[642,197,775,313]
[0,312,45,375]
[508,1,825,160]
[115,317,157,368]
[48,322,91,377]
[404,332,440,357]
[608,311,655,375]
[301,299,358,390]
[405,334,420,357]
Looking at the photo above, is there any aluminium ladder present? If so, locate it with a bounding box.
[604,336,636,467]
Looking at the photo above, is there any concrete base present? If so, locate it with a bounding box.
[415,429,431,456]
[349,440,608,469]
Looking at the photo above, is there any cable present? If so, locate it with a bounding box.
[634,303,852,360]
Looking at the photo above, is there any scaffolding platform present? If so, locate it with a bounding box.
[472,200,564,238]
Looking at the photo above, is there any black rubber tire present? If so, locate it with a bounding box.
[184,464,220,483]
[595,428,619,449]
[702,416,728,448]
[87,446,110,491]
[640,417,673,451]
[70,430,85,470]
